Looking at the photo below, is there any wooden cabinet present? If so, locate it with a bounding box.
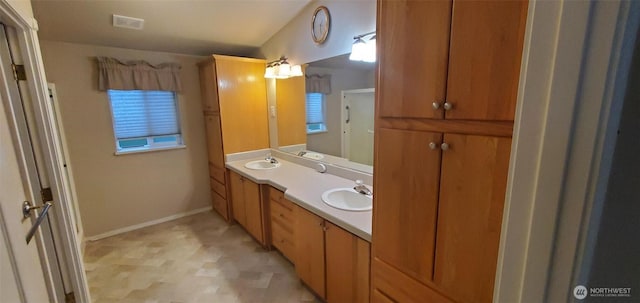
[198,55,270,221]
[373,0,526,302]
[372,131,513,303]
[229,171,265,245]
[294,206,326,299]
[293,205,371,302]
[325,221,370,303]
[434,134,512,303]
[377,0,527,121]
[268,188,296,261]
[373,128,441,285]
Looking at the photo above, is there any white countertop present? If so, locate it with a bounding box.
[226,157,372,242]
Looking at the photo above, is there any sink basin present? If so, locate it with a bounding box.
[302,152,324,160]
[321,188,372,211]
[244,160,281,170]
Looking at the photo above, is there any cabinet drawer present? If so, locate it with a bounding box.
[270,198,294,230]
[211,190,228,221]
[210,177,226,198]
[209,163,226,184]
[269,187,291,208]
[271,219,295,261]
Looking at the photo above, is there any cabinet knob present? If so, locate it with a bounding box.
[428,142,438,150]
[441,143,450,151]
[432,102,441,110]
[443,102,453,111]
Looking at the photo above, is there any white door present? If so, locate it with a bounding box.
[342,89,375,165]
[0,86,50,302]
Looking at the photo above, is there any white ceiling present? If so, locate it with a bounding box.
[32,0,312,56]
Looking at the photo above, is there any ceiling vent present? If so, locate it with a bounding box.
[112,14,144,30]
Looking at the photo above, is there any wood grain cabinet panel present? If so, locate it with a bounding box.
[198,60,219,112]
[294,206,326,299]
[445,0,528,121]
[372,128,442,285]
[434,134,512,303]
[377,0,451,119]
[276,73,307,146]
[325,221,370,303]
[229,171,246,227]
[204,114,224,171]
[214,56,270,154]
[229,171,265,245]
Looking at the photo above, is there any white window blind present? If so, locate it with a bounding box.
[109,90,179,139]
[305,93,327,133]
[107,90,183,153]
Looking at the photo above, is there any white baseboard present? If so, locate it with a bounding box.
[85,207,212,242]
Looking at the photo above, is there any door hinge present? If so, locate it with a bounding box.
[65,292,76,303]
[11,64,26,81]
[41,187,53,203]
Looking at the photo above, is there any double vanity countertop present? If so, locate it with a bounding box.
[226,157,372,242]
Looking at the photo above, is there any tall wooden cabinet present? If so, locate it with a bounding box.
[372,0,527,302]
[198,55,270,221]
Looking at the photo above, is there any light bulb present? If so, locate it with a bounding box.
[349,38,367,61]
[290,65,303,77]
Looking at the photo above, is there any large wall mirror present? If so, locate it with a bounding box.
[274,54,375,173]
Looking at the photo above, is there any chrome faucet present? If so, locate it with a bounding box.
[353,180,372,196]
[265,154,278,164]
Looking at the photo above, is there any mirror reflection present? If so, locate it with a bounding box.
[276,53,375,171]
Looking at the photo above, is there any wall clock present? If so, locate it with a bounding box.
[311,6,330,44]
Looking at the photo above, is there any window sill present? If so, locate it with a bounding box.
[307,130,328,135]
[114,144,186,156]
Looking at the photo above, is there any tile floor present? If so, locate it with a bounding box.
[83,211,321,303]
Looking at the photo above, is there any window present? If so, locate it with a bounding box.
[305,93,327,134]
[107,90,183,154]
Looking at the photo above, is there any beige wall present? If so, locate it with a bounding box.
[305,66,373,156]
[257,0,376,64]
[39,40,211,237]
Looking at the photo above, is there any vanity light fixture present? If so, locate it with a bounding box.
[264,56,303,79]
[349,31,376,63]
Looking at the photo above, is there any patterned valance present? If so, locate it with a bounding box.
[305,74,332,95]
[97,57,182,92]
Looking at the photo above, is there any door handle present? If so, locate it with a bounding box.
[24,202,52,244]
[345,105,350,124]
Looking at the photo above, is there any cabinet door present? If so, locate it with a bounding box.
[445,0,528,121]
[229,171,246,227]
[372,128,442,285]
[434,134,512,303]
[198,59,219,112]
[215,57,270,153]
[377,0,451,118]
[325,222,370,303]
[294,206,325,299]
[204,113,224,171]
[243,179,264,244]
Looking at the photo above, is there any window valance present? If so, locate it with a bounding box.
[97,57,182,92]
[305,74,331,95]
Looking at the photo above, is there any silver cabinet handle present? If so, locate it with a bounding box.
[443,102,453,111]
[25,202,52,244]
[432,102,441,110]
[441,143,449,151]
[428,142,437,150]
